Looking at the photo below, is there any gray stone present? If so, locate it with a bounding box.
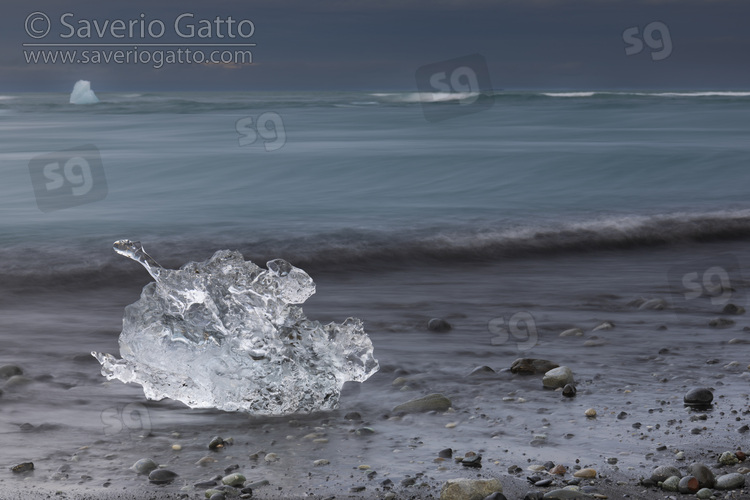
[428,318,452,332]
[148,469,178,484]
[718,451,739,465]
[393,393,451,414]
[723,303,745,314]
[542,366,574,389]
[131,458,158,475]
[661,475,680,491]
[222,473,246,486]
[0,365,23,379]
[696,487,713,499]
[688,462,716,488]
[482,494,507,500]
[3,375,32,389]
[684,388,713,406]
[709,317,734,328]
[440,478,502,500]
[510,358,559,375]
[562,384,576,397]
[469,366,496,377]
[650,465,681,483]
[715,472,745,490]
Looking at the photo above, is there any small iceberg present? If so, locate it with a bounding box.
[69,80,99,104]
[92,240,379,414]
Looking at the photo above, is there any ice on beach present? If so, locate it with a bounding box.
[69,80,99,104]
[92,240,379,414]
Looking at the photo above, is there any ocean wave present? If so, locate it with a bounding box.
[3,210,750,290]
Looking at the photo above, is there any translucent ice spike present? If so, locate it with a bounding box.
[113,239,164,280]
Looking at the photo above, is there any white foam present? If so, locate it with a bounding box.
[644,91,750,97]
[371,92,480,103]
[0,96,17,101]
[542,92,597,97]
[69,80,99,105]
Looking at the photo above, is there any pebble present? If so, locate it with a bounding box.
[355,427,375,435]
[709,317,734,328]
[535,478,553,487]
[148,469,178,484]
[392,393,451,414]
[196,456,218,466]
[401,477,416,487]
[0,365,23,379]
[131,458,158,475]
[427,318,451,332]
[439,448,453,458]
[639,298,667,310]
[392,377,408,386]
[460,454,483,468]
[592,321,614,332]
[550,464,566,475]
[171,444,182,451]
[445,421,458,429]
[573,468,596,479]
[651,465,681,482]
[469,365,496,377]
[559,328,584,337]
[510,358,559,375]
[542,366,574,389]
[661,475,680,492]
[194,479,218,488]
[678,475,699,494]
[10,462,34,473]
[719,451,739,465]
[345,411,362,421]
[246,479,270,489]
[209,493,226,500]
[585,408,597,418]
[562,384,576,398]
[313,459,330,466]
[715,472,745,490]
[440,478,503,500]
[264,453,279,462]
[684,387,713,406]
[349,485,366,492]
[696,488,713,499]
[723,303,745,314]
[675,451,685,461]
[222,473,246,486]
[3,375,32,389]
[208,436,226,450]
[483,493,508,500]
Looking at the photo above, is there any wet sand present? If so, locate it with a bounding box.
[2,241,750,499]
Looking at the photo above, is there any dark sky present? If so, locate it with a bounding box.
[3,0,749,91]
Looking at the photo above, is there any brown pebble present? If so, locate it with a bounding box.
[573,468,597,478]
[11,462,34,473]
[550,464,567,475]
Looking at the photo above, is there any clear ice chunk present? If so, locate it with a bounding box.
[93,240,379,414]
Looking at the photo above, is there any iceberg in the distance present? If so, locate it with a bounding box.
[92,240,379,414]
[70,80,99,104]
